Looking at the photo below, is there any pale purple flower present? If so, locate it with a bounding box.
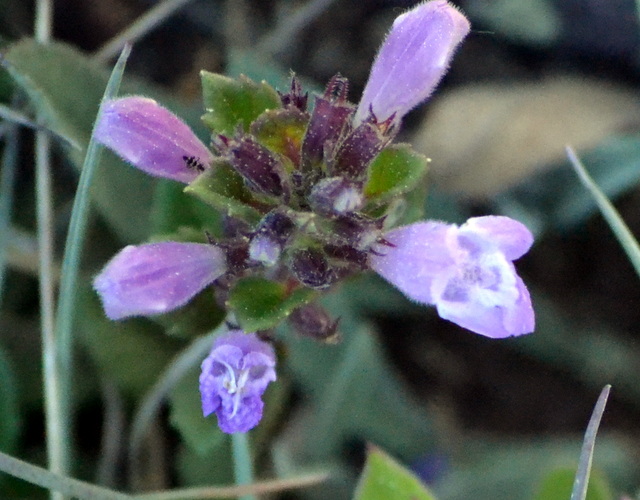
[370,216,534,338]
[355,0,470,125]
[199,331,276,433]
[94,242,226,320]
[95,96,213,183]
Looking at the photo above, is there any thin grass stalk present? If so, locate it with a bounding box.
[34,1,64,496]
[0,121,20,306]
[570,385,611,500]
[48,43,132,495]
[93,0,194,63]
[566,146,640,278]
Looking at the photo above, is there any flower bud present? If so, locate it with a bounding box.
[93,242,226,320]
[308,177,363,216]
[249,211,295,266]
[95,96,213,183]
[330,118,392,180]
[278,76,309,111]
[354,0,470,125]
[301,75,354,173]
[288,248,337,289]
[289,304,340,343]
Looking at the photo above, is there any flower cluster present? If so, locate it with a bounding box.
[92,1,534,433]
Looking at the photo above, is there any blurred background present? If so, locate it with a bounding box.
[1,0,640,498]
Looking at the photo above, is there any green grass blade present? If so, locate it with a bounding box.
[0,451,130,500]
[570,385,611,500]
[566,146,640,278]
[51,43,131,478]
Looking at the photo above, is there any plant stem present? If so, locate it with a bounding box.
[35,1,63,496]
[232,432,256,500]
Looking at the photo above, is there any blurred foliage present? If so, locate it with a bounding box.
[1,0,640,499]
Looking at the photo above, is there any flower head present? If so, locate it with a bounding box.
[93,242,226,320]
[95,96,213,183]
[355,0,470,125]
[199,331,277,433]
[370,216,534,338]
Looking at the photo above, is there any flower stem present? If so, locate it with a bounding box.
[232,432,257,500]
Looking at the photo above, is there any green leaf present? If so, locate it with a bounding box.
[0,345,20,454]
[184,161,263,225]
[228,277,315,331]
[533,467,613,500]
[282,290,436,461]
[175,437,234,487]
[201,72,281,135]
[77,287,181,397]
[364,144,429,205]
[169,365,226,456]
[151,290,226,340]
[354,447,437,500]
[250,108,308,164]
[433,437,632,500]
[151,179,223,237]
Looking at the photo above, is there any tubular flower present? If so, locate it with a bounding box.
[369,216,534,338]
[355,0,470,125]
[199,331,277,434]
[93,242,227,320]
[95,96,213,183]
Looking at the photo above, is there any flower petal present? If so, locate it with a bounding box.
[369,221,453,304]
[95,96,213,183]
[462,216,534,260]
[93,242,226,320]
[200,331,276,433]
[355,0,470,124]
[434,271,533,338]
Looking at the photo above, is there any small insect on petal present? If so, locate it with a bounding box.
[96,96,213,183]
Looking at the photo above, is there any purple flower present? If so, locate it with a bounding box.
[370,216,534,338]
[355,0,470,125]
[199,331,276,433]
[95,96,213,183]
[93,242,226,320]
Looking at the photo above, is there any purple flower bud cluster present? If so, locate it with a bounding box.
[92,1,534,433]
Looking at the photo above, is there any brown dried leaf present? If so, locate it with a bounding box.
[413,75,640,198]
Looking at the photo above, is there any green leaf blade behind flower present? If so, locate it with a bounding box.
[532,467,613,500]
[228,277,315,331]
[353,446,438,500]
[184,161,263,225]
[364,144,429,205]
[201,72,282,136]
[169,364,227,456]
